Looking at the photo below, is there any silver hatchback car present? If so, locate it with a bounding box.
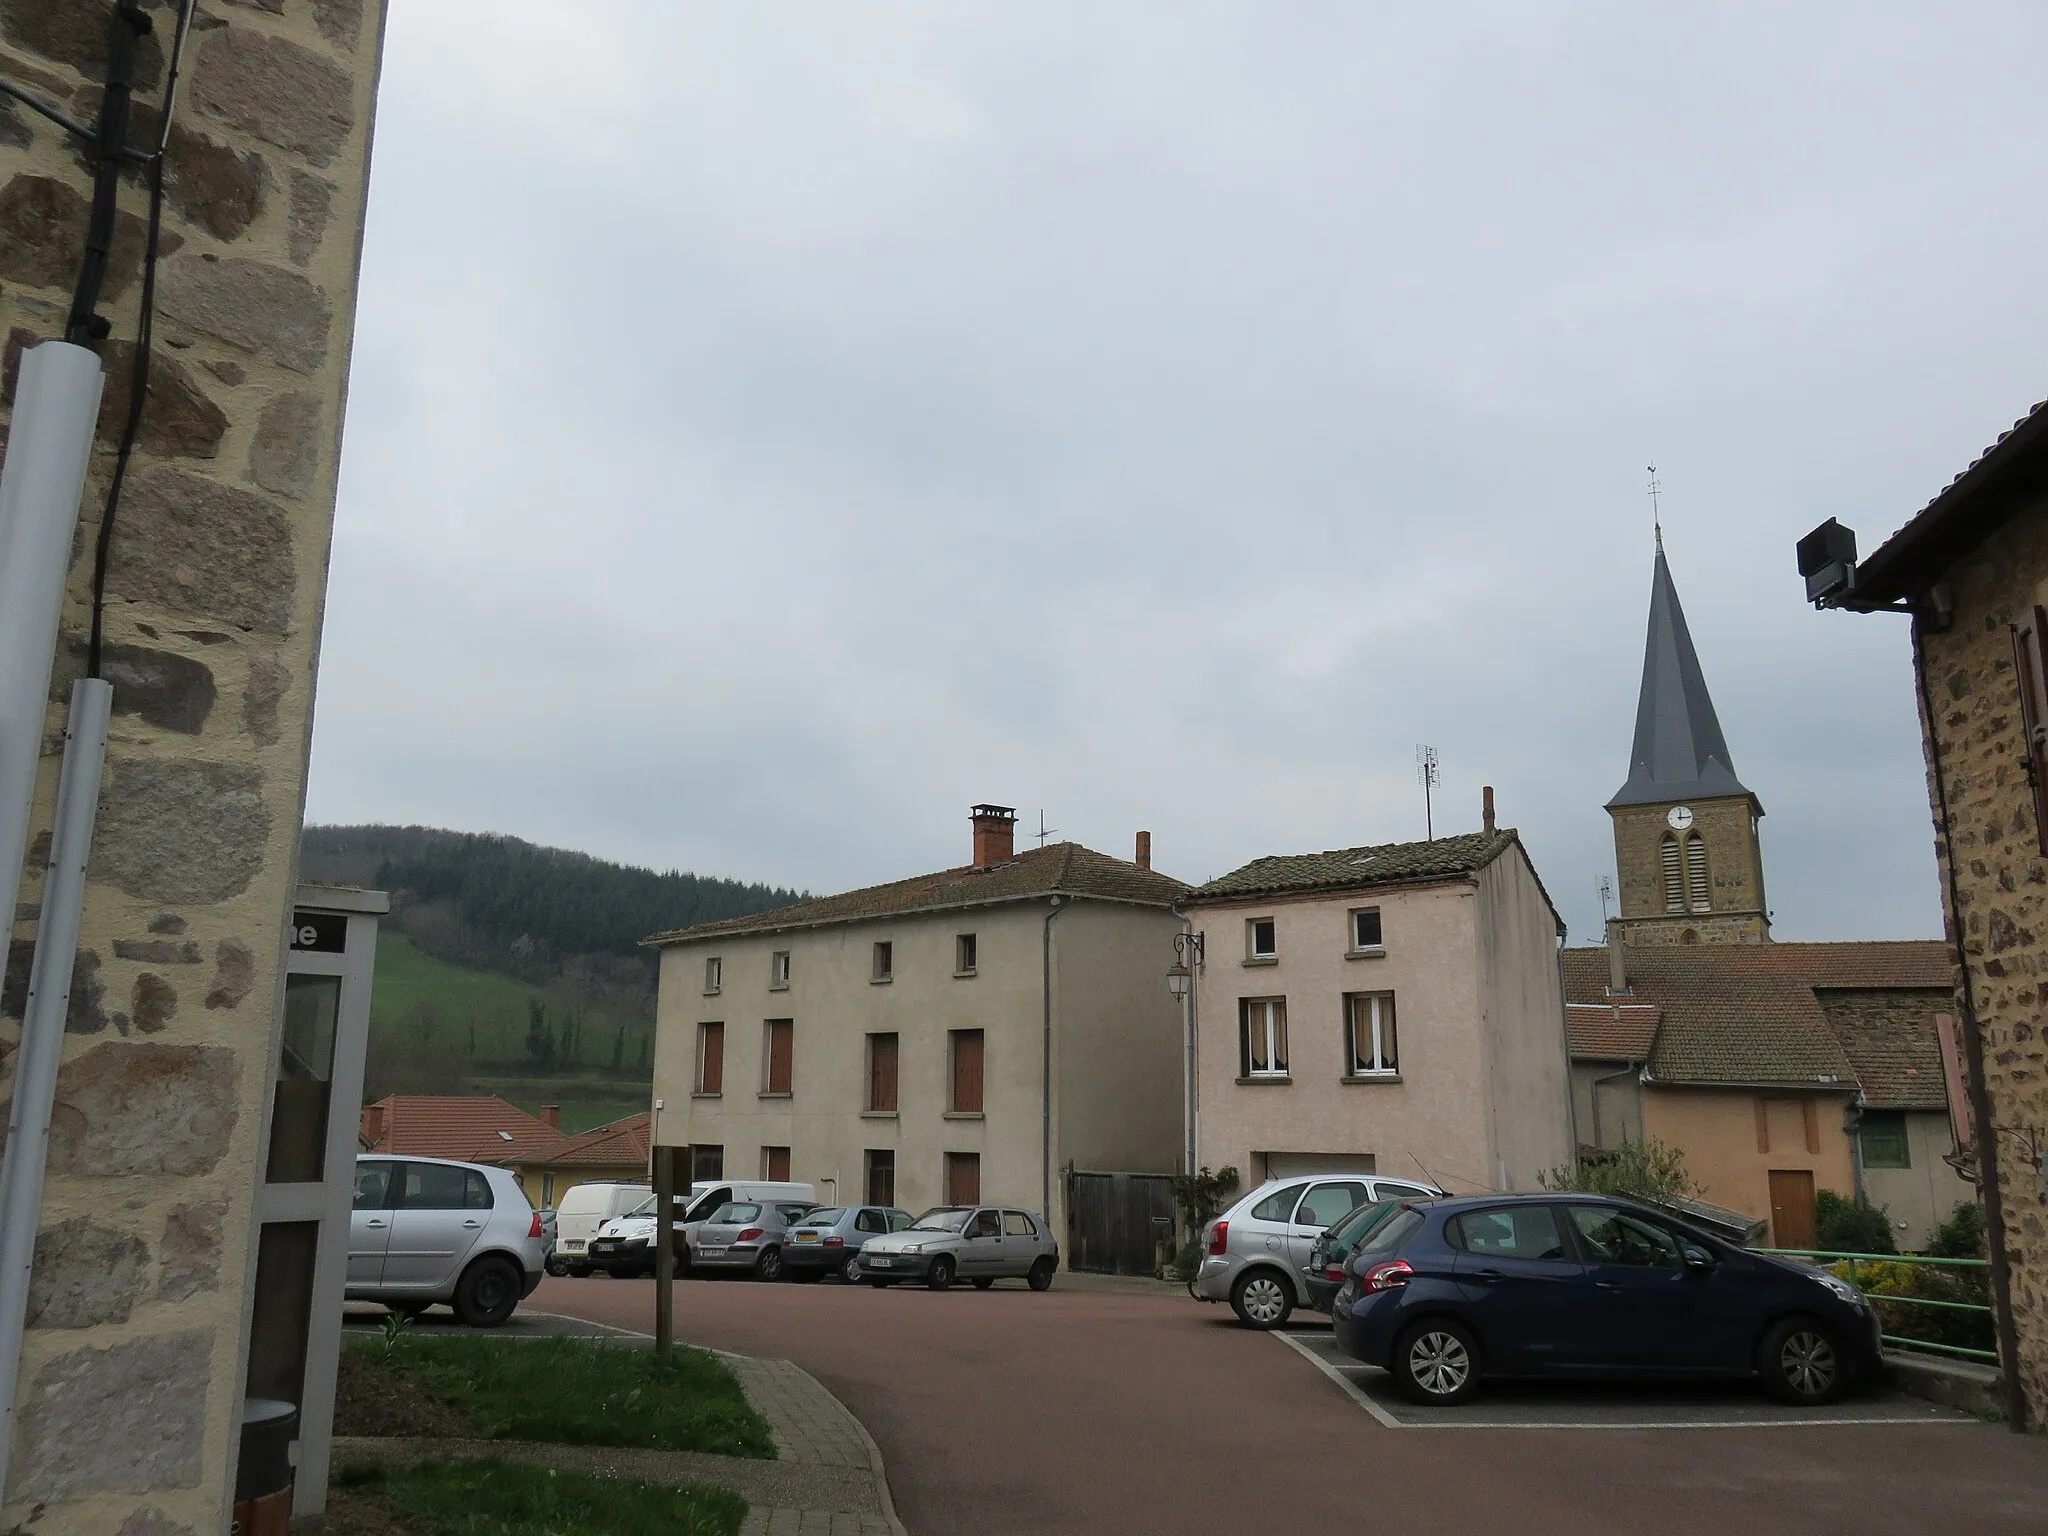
[1192,1173,1442,1328]
[689,1200,817,1281]
[348,1155,548,1327]
[855,1205,1060,1291]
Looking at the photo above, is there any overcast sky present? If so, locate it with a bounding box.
[304,1,2048,944]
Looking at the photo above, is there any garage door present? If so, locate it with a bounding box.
[1260,1151,1377,1180]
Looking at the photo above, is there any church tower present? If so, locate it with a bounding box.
[1607,535,1770,945]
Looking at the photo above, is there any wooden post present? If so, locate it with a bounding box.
[653,1144,675,1360]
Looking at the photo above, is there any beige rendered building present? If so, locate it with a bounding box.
[645,807,1187,1247]
[1182,815,1573,1195]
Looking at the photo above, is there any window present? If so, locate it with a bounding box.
[1567,1205,1681,1268]
[352,1161,393,1211]
[1239,998,1288,1078]
[1247,918,1277,960]
[762,1019,793,1094]
[696,1022,724,1094]
[855,1208,887,1235]
[867,1032,899,1112]
[963,1208,1000,1239]
[950,1029,984,1114]
[890,1209,916,1231]
[761,1145,791,1180]
[2011,605,2048,855]
[770,950,791,990]
[704,956,722,994]
[1345,993,1398,1076]
[865,1149,895,1206]
[872,941,894,982]
[945,1151,981,1205]
[1004,1211,1037,1237]
[691,1144,725,1182]
[1250,1188,1297,1222]
[1293,1181,1370,1229]
[1448,1205,1567,1261]
[1350,907,1383,952]
[955,933,977,975]
[398,1162,469,1210]
[1859,1110,1911,1169]
[1684,833,1709,913]
[1660,836,1683,912]
[542,1173,555,1207]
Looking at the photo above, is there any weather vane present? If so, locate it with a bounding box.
[1648,465,1663,552]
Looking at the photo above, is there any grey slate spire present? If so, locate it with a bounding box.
[1607,540,1756,809]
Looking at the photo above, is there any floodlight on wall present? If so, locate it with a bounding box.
[1795,517,1859,606]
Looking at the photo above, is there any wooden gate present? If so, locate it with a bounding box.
[1066,1171,1176,1276]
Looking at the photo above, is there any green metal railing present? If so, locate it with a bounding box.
[1758,1247,1996,1364]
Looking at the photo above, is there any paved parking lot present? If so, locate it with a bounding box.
[515,1271,2048,1536]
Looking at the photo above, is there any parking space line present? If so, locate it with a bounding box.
[1272,1332,1976,1431]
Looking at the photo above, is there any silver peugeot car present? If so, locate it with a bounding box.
[854,1205,1059,1291]
[1191,1173,1442,1328]
[687,1200,817,1281]
[348,1155,548,1327]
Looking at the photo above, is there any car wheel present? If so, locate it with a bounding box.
[1027,1258,1055,1292]
[544,1254,566,1278]
[972,1277,995,1290]
[1757,1317,1845,1406]
[754,1246,784,1283]
[927,1256,956,1291]
[566,1262,591,1279]
[1391,1319,1482,1406]
[1230,1269,1293,1330]
[843,1256,864,1285]
[453,1255,522,1328]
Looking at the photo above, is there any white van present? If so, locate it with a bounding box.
[588,1179,817,1276]
[548,1181,651,1276]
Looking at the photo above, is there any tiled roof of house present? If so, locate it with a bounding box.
[1816,990,1954,1111]
[1560,941,1952,1094]
[359,1095,568,1164]
[1187,828,1519,903]
[1565,1002,1662,1060]
[645,841,1187,945]
[544,1110,654,1169]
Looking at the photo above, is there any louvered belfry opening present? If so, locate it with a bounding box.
[1685,833,1711,912]
[1660,835,1684,911]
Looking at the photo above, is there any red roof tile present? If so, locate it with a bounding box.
[359,1095,569,1165]
[545,1111,653,1169]
[1566,1003,1662,1060]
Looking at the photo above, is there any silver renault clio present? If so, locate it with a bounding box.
[854,1205,1059,1290]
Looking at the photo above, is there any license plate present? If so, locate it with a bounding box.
[796,1232,819,1243]
[563,1240,585,1252]
[697,1246,727,1258]
[594,1241,618,1253]
[867,1256,893,1268]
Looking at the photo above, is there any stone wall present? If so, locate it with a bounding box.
[0,2,386,1529]
[1913,488,2048,1427]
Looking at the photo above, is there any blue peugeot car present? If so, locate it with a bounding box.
[1330,1193,1882,1407]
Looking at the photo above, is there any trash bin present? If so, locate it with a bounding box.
[231,1397,298,1536]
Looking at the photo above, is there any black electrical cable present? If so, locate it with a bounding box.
[65,2,152,346]
[86,0,196,680]
[0,79,108,148]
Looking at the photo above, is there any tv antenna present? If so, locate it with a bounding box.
[1416,744,1439,842]
[1648,465,1663,552]
[1598,875,1613,926]
[1034,810,1058,847]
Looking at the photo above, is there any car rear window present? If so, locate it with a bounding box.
[804,1208,844,1226]
[714,1203,762,1222]
[1250,1188,1300,1222]
[1357,1208,1424,1255]
[1447,1205,1566,1261]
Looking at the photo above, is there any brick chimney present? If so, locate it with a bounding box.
[360,1101,387,1149]
[1135,830,1152,870]
[1606,918,1630,996]
[971,804,1017,867]
[541,1104,561,1131]
[1482,785,1495,833]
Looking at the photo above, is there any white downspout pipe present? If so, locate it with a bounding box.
[0,340,104,954]
[0,678,114,1508]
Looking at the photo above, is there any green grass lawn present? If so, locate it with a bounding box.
[336,1459,746,1536]
[346,1336,775,1459]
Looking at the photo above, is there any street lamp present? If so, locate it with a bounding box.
[1168,931,1203,1176]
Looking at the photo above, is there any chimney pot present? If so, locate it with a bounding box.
[970,803,1017,867]
[541,1104,561,1131]
[1135,830,1152,870]
[1606,918,1629,995]
[1482,785,1496,833]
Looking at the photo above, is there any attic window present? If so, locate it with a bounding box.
[497,1130,514,1142]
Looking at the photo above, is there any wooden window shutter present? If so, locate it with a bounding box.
[2012,606,2048,857]
[766,1020,793,1093]
[952,1031,984,1114]
[869,1033,898,1112]
[700,1023,724,1094]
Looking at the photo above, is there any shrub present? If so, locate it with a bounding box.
[1927,1201,1987,1261]
[1540,1137,1700,1203]
[1167,1165,1240,1279]
[1813,1190,1898,1255]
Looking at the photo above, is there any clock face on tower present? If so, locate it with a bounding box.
[1667,806,1694,831]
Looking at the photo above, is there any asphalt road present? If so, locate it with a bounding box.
[526,1272,2048,1536]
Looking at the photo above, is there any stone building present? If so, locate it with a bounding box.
[646,806,1188,1245]
[1808,396,2048,1427]
[0,3,388,1530]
